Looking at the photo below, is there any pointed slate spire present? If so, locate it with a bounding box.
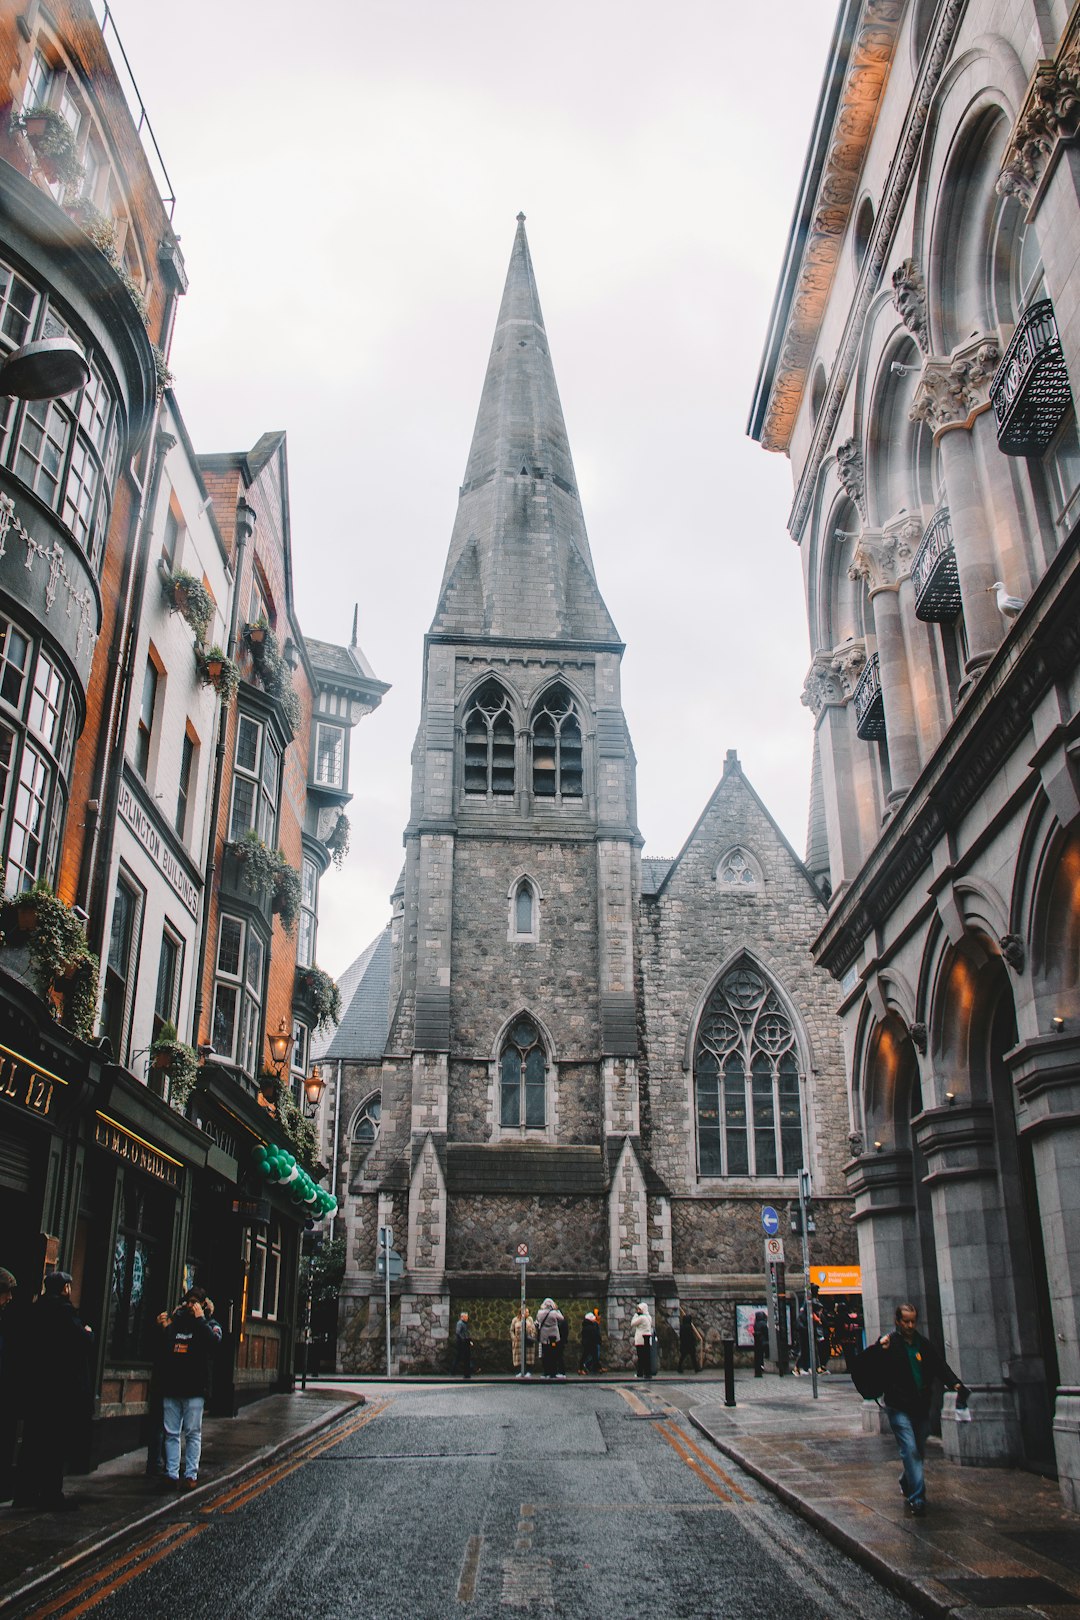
[431,215,620,644]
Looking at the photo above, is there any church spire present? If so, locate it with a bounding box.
[431,215,620,644]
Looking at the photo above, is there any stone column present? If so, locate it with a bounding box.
[801,639,878,888]
[910,337,1004,676]
[848,522,921,802]
[1008,1033,1080,1511]
[914,1104,1023,1466]
[846,1147,918,1436]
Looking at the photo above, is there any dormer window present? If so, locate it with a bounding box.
[531,684,582,799]
[464,679,515,796]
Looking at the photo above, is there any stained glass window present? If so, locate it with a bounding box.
[694,961,804,1177]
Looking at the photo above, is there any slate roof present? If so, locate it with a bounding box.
[445,1144,607,1196]
[640,857,674,895]
[315,925,392,1062]
[305,636,381,686]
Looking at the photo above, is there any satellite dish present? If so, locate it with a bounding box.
[0,338,90,401]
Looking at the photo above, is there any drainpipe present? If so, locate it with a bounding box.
[189,498,256,1045]
[79,412,170,949]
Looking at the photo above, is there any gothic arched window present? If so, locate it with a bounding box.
[531,685,582,799]
[716,847,763,890]
[694,962,803,1178]
[500,1016,546,1129]
[463,679,515,797]
[349,1095,381,1188]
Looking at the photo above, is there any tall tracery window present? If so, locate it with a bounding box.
[531,685,582,799]
[694,962,803,1178]
[463,679,515,796]
[349,1096,381,1188]
[500,1016,546,1129]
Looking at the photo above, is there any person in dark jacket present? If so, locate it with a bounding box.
[159,1288,218,1488]
[857,1302,968,1515]
[753,1310,770,1377]
[677,1307,703,1373]
[13,1272,93,1511]
[0,1268,19,1501]
[580,1310,602,1375]
[453,1312,472,1380]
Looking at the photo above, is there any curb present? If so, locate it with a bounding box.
[687,1413,957,1620]
[0,1395,364,1615]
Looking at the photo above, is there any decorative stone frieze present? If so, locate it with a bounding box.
[890,258,929,353]
[835,437,867,518]
[909,337,1001,436]
[847,524,916,592]
[997,19,1080,212]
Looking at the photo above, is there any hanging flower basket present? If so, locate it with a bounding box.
[295,964,342,1033]
[162,568,214,643]
[14,107,84,187]
[244,619,268,647]
[195,645,239,704]
[149,1022,200,1109]
[1,883,99,1042]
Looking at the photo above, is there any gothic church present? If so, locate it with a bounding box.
[325,218,853,1372]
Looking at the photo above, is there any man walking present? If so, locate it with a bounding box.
[159,1288,218,1490]
[14,1272,94,1511]
[857,1302,968,1516]
[454,1311,472,1379]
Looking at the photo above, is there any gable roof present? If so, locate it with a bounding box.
[315,925,392,1061]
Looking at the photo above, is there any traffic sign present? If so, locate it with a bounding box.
[765,1237,785,1263]
[376,1248,404,1280]
[516,1242,529,1257]
[761,1205,780,1236]
[513,1256,529,1266]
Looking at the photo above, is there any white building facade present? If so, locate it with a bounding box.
[751,0,1080,1507]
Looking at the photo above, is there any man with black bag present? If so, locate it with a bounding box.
[852,1302,969,1516]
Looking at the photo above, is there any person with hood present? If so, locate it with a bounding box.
[753,1310,770,1377]
[535,1299,565,1380]
[159,1287,218,1489]
[453,1311,472,1380]
[854,1302,968,1516]
[630,1300,654,1380]
[580,1309,602,1375]
[510,1305,535,1377]
[13,1272,93,1511]
[677,1306,703,1373]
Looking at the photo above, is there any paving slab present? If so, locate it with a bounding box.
[688,1371,1080,1619]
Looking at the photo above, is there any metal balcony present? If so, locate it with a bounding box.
[912,507,962,622]
[853,652,886,741]
[990,299,1072,456]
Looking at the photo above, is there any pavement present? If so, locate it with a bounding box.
[0,1387,362,1614]
[2,1368,1078,1619]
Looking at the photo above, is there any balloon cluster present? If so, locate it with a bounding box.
[252,1143,336,1219]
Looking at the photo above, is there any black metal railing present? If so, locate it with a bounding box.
[853,652,886,741]
[912,507,962,622]
[990,299,1072,456]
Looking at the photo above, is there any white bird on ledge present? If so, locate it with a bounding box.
[987,580,1026,618]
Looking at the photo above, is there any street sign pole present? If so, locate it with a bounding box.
[798,1169,819,1400]
[514,1243,529,1377]
[381,1225,393,1378]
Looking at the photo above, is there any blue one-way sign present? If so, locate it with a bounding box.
[761,1205,780,1236]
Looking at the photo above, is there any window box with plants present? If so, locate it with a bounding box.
[13,106,84,188]
[242,622,302,733]
[162,568,214,643]
[294,964,342,1033]
[150,1022,199,1111]
[196,645,240,703]
[227,830,302,934]
[0,881,100,1042]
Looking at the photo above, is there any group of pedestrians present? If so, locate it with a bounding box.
[0,1266,220,1512]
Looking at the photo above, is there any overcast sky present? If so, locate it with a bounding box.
[108,0,836,979]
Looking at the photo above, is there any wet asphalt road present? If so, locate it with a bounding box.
[23,1382,917,1620]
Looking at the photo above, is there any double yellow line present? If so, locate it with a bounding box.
[613,1385,750,1504]
[24,1401,390,1620]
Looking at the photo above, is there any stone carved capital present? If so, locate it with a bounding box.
[909,336,1001,435]
[835,437,866,519]
[890,258,929,353]
[848,523,916,592]
[801,638,868,714]
[998,32,1080,212]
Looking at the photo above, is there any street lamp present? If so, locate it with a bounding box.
[0,337,90,400]
[264,1018,294,1092]
[302,1065,325,1118]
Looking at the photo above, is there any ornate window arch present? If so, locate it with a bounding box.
[530,683,583,800]
[715,846,763,891]
[348,1094,381,1188]
[499,1015,547,1130]
[694,960,804,1178]
[463,678,516,797]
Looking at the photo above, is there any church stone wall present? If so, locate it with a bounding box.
[449,838,601,1063]
[446,1193,606,1272]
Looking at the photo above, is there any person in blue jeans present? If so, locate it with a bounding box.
[158,1289,218,1490]
[862,1303,967,1516]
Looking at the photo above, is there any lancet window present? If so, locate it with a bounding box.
[500,1016,546,1129]
[463,680,515,797]
[531,685,582,799]
[694,961,803,1178]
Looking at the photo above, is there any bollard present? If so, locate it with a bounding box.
[723,1337,736,1407]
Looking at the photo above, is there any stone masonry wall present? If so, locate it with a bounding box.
[446,1193,605,1271]
[639,764,851,1200]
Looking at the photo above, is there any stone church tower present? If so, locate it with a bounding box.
[330,219,853,1372]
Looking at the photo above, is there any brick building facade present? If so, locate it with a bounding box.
[326,219,854,1375]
